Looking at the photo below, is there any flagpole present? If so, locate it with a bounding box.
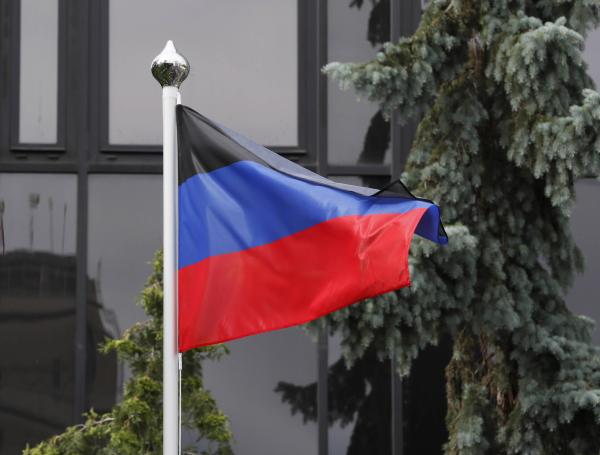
[151,40,189,455]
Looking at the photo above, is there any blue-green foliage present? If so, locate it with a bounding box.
[324,1,600,453]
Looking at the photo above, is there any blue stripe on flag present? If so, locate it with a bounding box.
[178,160,442,269]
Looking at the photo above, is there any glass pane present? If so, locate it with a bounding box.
[328,0,390,165]
[0,174,76,254]
[567,179,600,344]
[86,175,162,407]
[19,0,59,144]
[109,0,298,146]
[328,333,392,454]
[328,332,354,455]
[0,174,76,453]
[584,27,600,86]
[203,329,318,454]
[403,340,451,454]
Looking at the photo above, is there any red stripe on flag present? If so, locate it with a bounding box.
[178,209,428,351]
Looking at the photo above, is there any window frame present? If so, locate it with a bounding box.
[0,0,426,453]
[7,0,68,158]
[91,0,318,170]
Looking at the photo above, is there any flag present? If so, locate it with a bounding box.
[176,105,447,352]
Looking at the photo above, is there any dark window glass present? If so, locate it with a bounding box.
[86,175,162,408]
[328,0,390,165]
[203,328,318,454]
[328,333,392,455]
[0,174,76,453]
[567,179,600,344]
[403,339,451,455]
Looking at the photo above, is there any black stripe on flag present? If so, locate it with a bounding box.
[176,105,267,184]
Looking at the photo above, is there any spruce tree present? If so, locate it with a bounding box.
[321,1,600,453]
[23,252,233,455]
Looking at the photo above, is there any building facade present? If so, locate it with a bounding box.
[0,1,599,454]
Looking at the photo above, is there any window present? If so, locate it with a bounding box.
[86,175,163,407]
[327,0,390,166]
[204,329,318,453]
[0,173,77,453]
[567,179,600,344]
[0,1,436,453]
[17,0,60,145]
[107,0,298,147]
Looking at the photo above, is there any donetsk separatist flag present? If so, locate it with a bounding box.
[177,105,447,352]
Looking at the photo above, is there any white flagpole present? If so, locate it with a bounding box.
[151,40,189,455]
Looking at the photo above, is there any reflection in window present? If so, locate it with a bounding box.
[85,276,119,414]
[0,174,76,254]
[0,174,76,453]
[275,332,392,455]
[328,0,391,165]
[87,175,162,406]
[19,0,59,144]
[403,339,451,454]
[109,0,298,146]
[204,328,317,454]
[328,338,392,455]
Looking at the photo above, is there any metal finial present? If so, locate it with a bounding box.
[151,40,190,88]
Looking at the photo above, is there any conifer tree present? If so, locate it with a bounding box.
[321,1,600,453]
[23,252,233,455]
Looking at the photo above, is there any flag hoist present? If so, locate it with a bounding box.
[151,41,189,455]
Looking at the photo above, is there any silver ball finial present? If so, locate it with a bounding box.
[151,40,190,88]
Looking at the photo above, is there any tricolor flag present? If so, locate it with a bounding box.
[177,105,447,352]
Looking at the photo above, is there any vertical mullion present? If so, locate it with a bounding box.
[88,0,100,156]
[391,355,404,455]
[390,1,421,454]
[316,0,328,177]
[317,321,329,455]
[390,0,400,174]
[0,0,11,157]
[71,0,90,422]
[390,0,420,180]
[389,0,402,447]
[56,0,67,149]
[8,0,20,149]
[97,0,109,155]
[297,0,310,162]
[315,0,329,454]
